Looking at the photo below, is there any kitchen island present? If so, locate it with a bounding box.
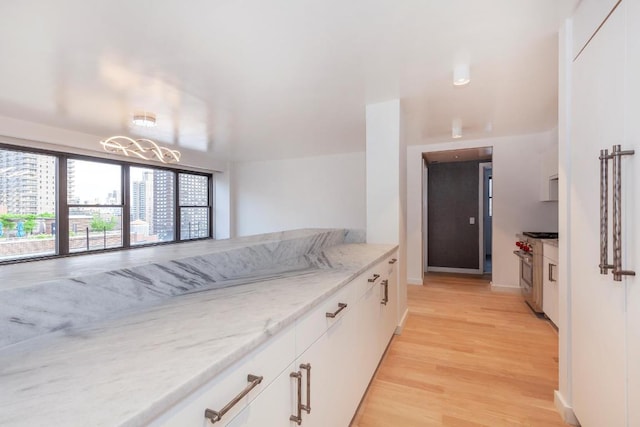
[0,229,398,426]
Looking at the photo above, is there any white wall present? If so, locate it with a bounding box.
[214,164,232,240]
[232,152,366,236]
[406,131,559,288]
[366,100,400,244]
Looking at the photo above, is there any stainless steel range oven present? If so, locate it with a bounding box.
[514,249,534,299]
[514,232,558,313]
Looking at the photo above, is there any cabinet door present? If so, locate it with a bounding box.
[357,280,384,387]
[380,256,399,348]
[226,362,297,427]
[296,303,359,427]
[573,0,620,58]
[571,4,627,426]
[625,1,640,425]
[542,257,558,327]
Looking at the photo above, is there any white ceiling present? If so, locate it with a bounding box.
[0,0,576,163]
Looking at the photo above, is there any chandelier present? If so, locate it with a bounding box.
[100,112,181,164]
[100,136,181,164]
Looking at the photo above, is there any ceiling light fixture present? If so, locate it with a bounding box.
[452,118,463,139]
[132,112,157,127]
[100,136,181,164]
[100,112,180,164]
[453,64,470,86]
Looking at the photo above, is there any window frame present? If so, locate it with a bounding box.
[0,142,214,265]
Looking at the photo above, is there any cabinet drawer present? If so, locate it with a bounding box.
[150,327,295,427]
[543,243,558,263]
[295,280,356,356]
[353,260,388,302]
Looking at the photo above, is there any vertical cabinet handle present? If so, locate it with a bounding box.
[290,363,312,425]
[368,274,380,283]
[548,263,556,282]
[381,279,389,305]
[300,364,311,414]
[599,149,612,274]
[290,371,302,425]
[600,145,635,280]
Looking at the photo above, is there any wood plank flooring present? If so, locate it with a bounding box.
[351,273,564,427]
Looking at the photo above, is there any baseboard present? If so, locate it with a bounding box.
[554,390,580,425]
[394,308,409,335]
[490,283,521,293]
[427,267,481,274]
[407,277,423,285]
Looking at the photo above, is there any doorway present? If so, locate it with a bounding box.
[422,147,493,276]
[479,162,493,274]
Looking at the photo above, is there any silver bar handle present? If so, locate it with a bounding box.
[205,374,263,423]
[548,263,556,282]
[290,371,302,425]
[368,274,380,283]
[326,303,347,318]
[300,363,311,414]
[600,149,612,274]
[611,145,636,281]
[381,279,389,305]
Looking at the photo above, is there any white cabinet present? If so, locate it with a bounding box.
[153,251,399,427]
[541,243,558,327]
[572,0,620,58]
[570,1,639,426]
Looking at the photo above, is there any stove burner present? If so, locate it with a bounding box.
[522,232,558,239]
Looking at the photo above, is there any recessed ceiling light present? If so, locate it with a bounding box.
[132,112,157,127]
[453,64,470,86]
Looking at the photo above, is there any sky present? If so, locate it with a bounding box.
[71,160,153,203]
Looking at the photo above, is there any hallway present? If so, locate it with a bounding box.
[351,273,564,426]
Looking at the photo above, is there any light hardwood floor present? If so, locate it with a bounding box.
[351,273,565,427]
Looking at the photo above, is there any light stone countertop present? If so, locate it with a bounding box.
[0,242,396,426]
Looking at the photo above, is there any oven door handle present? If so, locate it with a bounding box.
[513,250,532,262]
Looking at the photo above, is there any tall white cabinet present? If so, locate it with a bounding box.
[570,1,639,426]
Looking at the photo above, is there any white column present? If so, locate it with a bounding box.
[366,99,408,332]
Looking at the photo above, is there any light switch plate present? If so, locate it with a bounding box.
[469,217,475,224]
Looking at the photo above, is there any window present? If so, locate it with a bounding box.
[68,159,123,253]
[0,143,214,264]
[130,167,175,245]
[0,147,57,261]
[179,173,210,240]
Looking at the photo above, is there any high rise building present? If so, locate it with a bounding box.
[0,148,71,216]
[131,172,154,232]
[178,173,209,239]
[152,170,174,240]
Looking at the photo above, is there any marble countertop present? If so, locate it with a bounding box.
[0,242,396,426]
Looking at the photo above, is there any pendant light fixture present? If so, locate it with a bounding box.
[100,112,181,164]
